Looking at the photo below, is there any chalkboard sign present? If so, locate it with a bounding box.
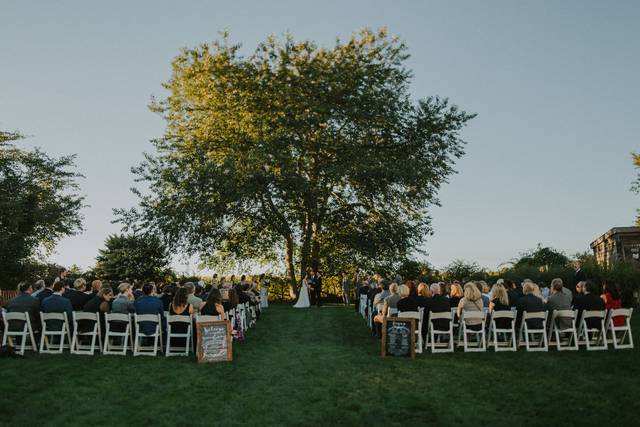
[381,317,416,358]
[196,320,232,363]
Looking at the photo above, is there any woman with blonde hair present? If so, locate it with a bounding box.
[531,283,544,302]
[449,282,463,308]
[489,283,511,329]
[457,282,484,330]
[417,282,432,298]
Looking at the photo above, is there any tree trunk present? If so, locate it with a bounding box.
[310,219,321,272]
[300,213,313,279]
[284,236,298,298]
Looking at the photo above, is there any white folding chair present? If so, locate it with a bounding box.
[40,312,71,354]
[458,311,486,352]
[578,310,607,351]
[548,310,578,351]
[103,313,133,355]
[133,313,163,356]
[70,312,102,355]
[488,310,516,352]
[605,308,634,349]
[518,311,548,352]
[2,311,38,355]
[166,314,192,357]
[426,311,454,353]
[360,295,367,318]
[398,311,423,354]
[387,307,399,317]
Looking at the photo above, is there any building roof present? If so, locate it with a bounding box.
[590,226,640,248]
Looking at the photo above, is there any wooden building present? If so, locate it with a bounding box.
[590,226,640,265]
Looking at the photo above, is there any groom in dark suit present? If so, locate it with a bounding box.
[313,269,322,307]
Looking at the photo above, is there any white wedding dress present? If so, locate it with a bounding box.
[293,279,311,308]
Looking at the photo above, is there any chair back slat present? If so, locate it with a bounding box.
[609,308,632,317]
[135,314,160,323]
[73,312,99,321]
[167,315,192,323]
[523,311,545,320]
[583,310,605,319]
[196,315,220,322]
[4,312,28,321]
[42,312,66,321]
[554,310,575,319]
[491,311,514,319]
[105,313,130,322]
[429,311,452,320]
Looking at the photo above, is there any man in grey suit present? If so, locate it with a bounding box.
[6,282,41,332]
[545,278,573,330]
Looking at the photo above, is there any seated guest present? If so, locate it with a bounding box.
[134,283,165,336]
[184,282,203,311]
[6,282,41,332]
[422,283,451,338]
[539,282,550,300]
[489,283,511,329]
[573,281,605,328]
[112,282,135,314]
[545,278,572,330]
[396,285,417,312]
[37,280,54,303]
[515,282,544,330]
[41,281,73,331]
[504,279,519,306]
[159,284,175,311]
[476,281,490,308]
[449,282,463,309]
[69,278,93,311]
[531,282,544,302]
[82,287,114,332]
[480,281,491,303]
[89,279,101,295]
[62,278,75,298]
[169,287,194,317]
[381,283,401,317]
[223,288,239,312]
[416,282,431,307]
[133,281,144,300]
[167,287,193,347]
[601,282,623,326]
[357,280,370,313]
[31,279,46,298]
[457,282,484,330]
[200,289,226,319]
[372,282,390,315]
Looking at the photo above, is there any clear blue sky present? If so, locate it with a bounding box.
[1,0,639,273]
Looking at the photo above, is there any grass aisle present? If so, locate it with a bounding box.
[1,304,639,426]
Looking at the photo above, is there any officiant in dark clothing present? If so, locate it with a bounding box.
[573,261,587,292]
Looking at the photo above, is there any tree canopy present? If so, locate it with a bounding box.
[0,130,84,287]
[94,233,171,281]
[120,29,475,294]
[511,244,569,269]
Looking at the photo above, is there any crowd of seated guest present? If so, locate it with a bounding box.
[356,271,629,343]
[1,273,266,348]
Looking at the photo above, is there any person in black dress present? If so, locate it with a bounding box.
[168,287,193,348]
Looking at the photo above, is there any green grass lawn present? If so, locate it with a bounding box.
[1,304,639,426]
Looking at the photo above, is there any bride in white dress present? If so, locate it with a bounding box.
[293,274,311,308]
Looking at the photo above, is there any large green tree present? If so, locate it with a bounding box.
[120,29,475,295]
[0,130,84,288]
[94,233,171,281]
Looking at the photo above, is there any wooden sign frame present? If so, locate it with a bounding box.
[381,317,416,359]
[196,320,233,363]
